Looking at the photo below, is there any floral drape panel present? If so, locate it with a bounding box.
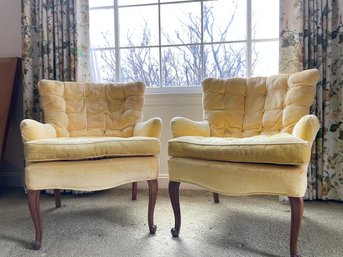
[280,0,343,201]
[22,0,89,120]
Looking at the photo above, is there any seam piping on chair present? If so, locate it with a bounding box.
[28,137,160,145]
[170,139,307,146]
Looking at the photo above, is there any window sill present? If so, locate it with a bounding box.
[145,86,202,95]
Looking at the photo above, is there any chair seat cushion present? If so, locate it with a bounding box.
[168,133,311,165]
[24,136,160,162]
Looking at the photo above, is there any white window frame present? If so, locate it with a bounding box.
[89,0,279,94]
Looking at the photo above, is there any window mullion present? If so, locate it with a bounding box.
[158,1,162,88]
[114,0,120,81]
[201,0,205,81]
[247,0,252,76]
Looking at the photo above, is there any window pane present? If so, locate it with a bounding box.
[252,0,279,39]
[120,6,158,47]
[89,0,113,8]
[89,1,279,89]
[120,47,160,87]
[252,41,279,76]
[118,0,158,6]
[90,9,115,48]
[161,45,202,87]
[204,0,246,42]
[161,2,201,45]
[92,49,116,82]
[204,43,247,78]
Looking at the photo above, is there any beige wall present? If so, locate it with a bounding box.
[0,0,21,57]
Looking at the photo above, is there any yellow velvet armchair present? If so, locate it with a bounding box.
[168,69,320,257]
[20,80,162,250]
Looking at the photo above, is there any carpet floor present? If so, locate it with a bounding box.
[0,187,342,257]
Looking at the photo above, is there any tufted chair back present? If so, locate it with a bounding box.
[202,69,320,138]
[39,80,145,138]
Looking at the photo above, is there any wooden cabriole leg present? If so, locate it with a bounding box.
[289,197,304,257]
[132,182,138,200]
[54,189,61,208]
[28,190,42,250]
[169,181,181,237]
[213,192,219,203]
[147,179,158,234]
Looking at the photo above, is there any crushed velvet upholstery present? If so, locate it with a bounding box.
[20,80,162,250]
[168,69,320,257]
[202,69,317,137]
[169,133,311,165]
[38,80,146,137]
[23,136,160,162]
[168,69,320,196]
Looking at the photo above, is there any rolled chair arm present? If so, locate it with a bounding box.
[133,117,163,138]
[292,114,320,142]
[171,117,210,138]
[20,119,57,142]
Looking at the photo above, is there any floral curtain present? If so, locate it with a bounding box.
[280,0,343,201]
[22,0,90,120]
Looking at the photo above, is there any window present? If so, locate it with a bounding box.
[89,0,279,92]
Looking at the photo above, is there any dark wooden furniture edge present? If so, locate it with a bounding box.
[169,182,304,257]
[28,180,158,250]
